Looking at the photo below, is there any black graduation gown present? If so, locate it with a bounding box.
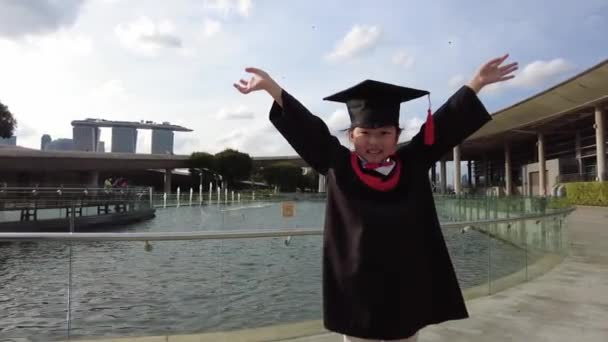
[269,85,491,340]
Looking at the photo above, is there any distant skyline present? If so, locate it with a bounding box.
[0,0,606,156]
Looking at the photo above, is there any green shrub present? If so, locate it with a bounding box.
[563,181,608,206]
[547,197,572,209]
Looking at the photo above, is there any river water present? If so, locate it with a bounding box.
[0,201,526,341]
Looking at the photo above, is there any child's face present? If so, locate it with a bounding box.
[349,126,400,163]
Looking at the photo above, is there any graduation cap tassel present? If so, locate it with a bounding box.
[424,94,435,146]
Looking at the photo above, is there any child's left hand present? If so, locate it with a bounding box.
[468,54,518,93]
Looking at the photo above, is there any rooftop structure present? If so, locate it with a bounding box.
[71,119,193,154]
[71,119,192,132]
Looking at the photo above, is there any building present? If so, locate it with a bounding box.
[73,125,101,152]
[111,127,138,153]
[434,58,608,196]
[41,134,52,150]
[45,138,76,151]
[0,136,16,145]
[151,128,174,154]
[71,119,192,154]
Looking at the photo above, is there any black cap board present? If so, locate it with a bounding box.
[323,79,429,129]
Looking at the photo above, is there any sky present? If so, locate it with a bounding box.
[0,0,607,159]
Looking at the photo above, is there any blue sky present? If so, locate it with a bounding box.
[0,0,607,159]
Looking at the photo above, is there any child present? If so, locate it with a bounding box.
[234,54,517,342]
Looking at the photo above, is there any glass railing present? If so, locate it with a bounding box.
[0,197,574,342]
[434,194,554,221]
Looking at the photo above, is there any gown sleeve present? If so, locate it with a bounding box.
[269,89,348,175]
[399,85,491,168]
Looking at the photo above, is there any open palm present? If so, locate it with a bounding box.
[476,54,518,86]
[233,67,273,94]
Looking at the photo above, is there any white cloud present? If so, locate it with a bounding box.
[401,117,424,140]
[115,17,182,56]
[392,50,415,68]
[216,105,255,120]
[480,82,502,95]
[0,31,100,150]
[14,121,37,141]
[0,0,85,39]
[10,31,94,58]
[326,25,382,62]
[480,58,573,95]
[89,79,128,102]
[204,0,252,17]
[325,109,351,132]
[510,58,573,88]
[174,136,201,154]
[202,19,222,37]
[217,130,244,144]
[447,74,465,90]
[209,123,296,156]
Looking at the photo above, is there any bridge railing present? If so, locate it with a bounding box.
[0,187,153,223]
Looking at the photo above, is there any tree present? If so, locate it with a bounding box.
[298,169,318,192]
[262,162,302,192]
[189,152,216,171]
[0,100,17,139]
[189,152,217,187]
[214,149,253,187]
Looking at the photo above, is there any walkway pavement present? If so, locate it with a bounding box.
[285,206,608,342]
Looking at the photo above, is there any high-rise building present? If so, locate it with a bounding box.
[0,136,16,145]
[73,126,100,152]
[151,129,174,154]
[46,138,76,151]
[41,134,52,150]
[97,141,105,153]
[111,127,138,153]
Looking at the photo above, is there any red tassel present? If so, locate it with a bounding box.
[424,95,434,145]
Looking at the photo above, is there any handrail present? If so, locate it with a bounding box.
[0,207,574,241]
[0,187,150,191]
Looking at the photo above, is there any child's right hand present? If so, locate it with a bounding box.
[234,67,283,106]
[233,67,277,94]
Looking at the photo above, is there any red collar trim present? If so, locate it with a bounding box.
[350,152,401,191]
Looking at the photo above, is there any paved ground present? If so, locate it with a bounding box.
[285,206,608,341]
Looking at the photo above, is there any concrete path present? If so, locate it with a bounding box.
[285,206,608,342]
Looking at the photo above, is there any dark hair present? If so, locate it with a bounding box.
[346,125,403,134]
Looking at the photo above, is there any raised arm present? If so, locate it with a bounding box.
[234,67,346,174]
[400,54,518,168]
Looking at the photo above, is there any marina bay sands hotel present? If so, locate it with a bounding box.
[68,119,192,154]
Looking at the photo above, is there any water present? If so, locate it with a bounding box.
[0,201,526,341]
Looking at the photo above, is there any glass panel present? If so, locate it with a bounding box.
[0,240,69,341]
[67,236,324,341]
[488,220,527,295]
[525,216,566,282]
[214,236,323,339]
[67,239,222,340]
[446,223,490,300]
[221,199,325,231]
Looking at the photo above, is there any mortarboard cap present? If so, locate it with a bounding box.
[323,79,435,145]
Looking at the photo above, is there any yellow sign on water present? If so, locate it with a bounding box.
[281,201,296,218]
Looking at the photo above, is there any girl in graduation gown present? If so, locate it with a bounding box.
[234,54,518,341]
